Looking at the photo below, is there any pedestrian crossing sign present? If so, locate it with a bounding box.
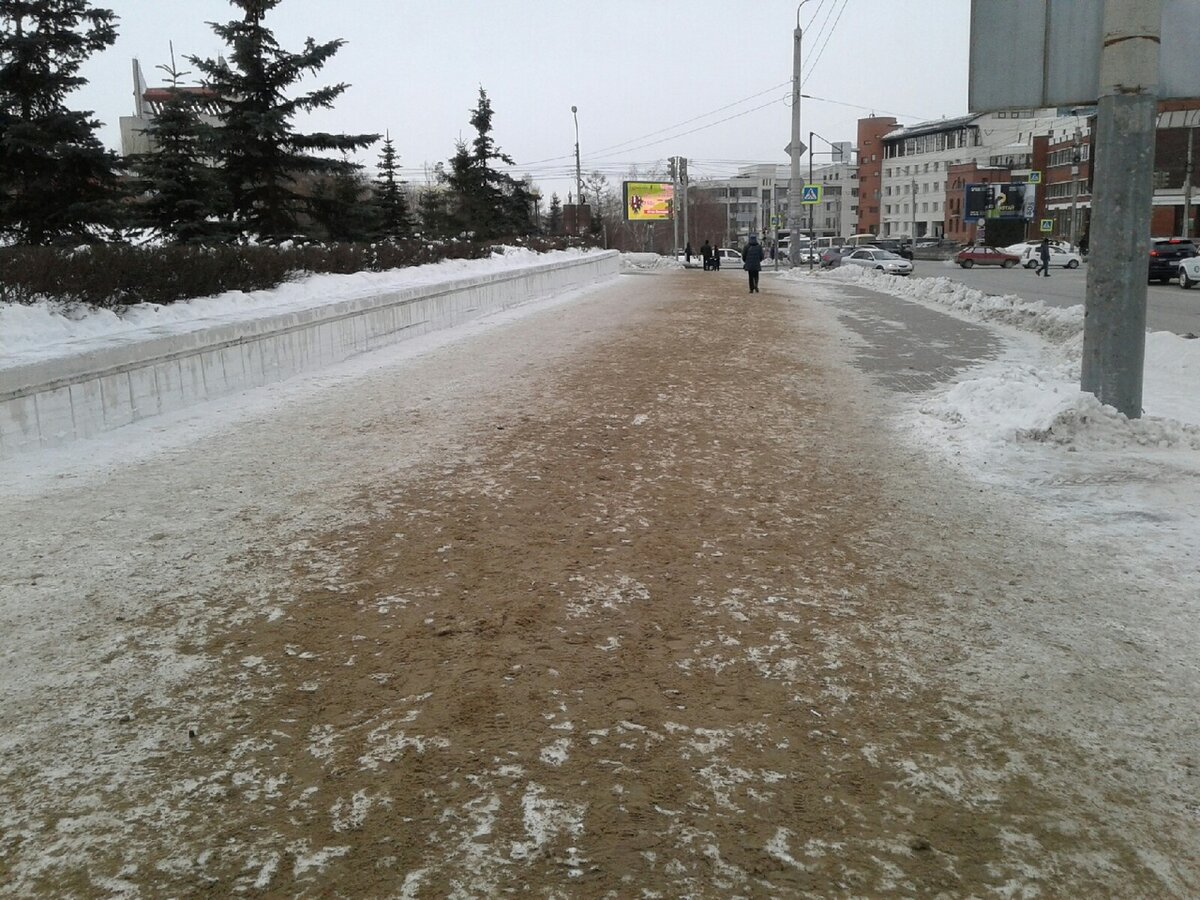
[1040,218,1054,232]
[800,185,823,204]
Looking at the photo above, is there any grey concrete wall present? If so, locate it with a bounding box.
[0,251,619,458]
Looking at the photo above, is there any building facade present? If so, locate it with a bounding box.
[688,147,858,247]
[855,116,897,236]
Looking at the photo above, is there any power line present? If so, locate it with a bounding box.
[803,0,850,84]
[521,79,792,167]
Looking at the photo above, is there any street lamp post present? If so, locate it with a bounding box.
[1069,126,1082,250]
[787,1,811,268]
[572,105,583,234]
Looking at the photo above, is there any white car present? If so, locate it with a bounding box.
[1004,239,1073,256]
[840,248,913,275]
[1179,255,1200,288]
[1020,245,1083,269]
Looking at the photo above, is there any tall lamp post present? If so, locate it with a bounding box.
[787,1,811,268]
[807,131,838,270]
[571,105,583,234]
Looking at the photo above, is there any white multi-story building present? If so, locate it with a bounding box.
[876,110,1089,239]
[690,144,858,246]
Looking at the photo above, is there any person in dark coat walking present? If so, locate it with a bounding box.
[701,239,713,270]
[742,234,765,293]
[1035,237,1052,277]
[711,246,721,271]
[684,242,693,264]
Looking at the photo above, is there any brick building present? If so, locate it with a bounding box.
[855,116,897,235]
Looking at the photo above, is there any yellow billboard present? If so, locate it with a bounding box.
[623,181,674,221]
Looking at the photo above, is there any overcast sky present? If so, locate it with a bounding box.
[72,0,971,201]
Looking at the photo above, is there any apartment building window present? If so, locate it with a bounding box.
[885,186,891,196]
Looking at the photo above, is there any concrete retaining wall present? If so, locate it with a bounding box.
[0,251,619,458]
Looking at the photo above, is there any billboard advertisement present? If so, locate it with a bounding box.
[623,181,673,221]
[964,182,1037,221]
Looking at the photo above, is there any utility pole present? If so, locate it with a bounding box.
[571,106,583,234]
[1184,126,1195,240]
[669,156,679,255]
[787,2,810,268]
[1070,125,1082,250]
[1081,0,1161,419]
[681,157,689,252]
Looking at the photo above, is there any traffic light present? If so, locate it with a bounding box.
[668,157,677,181]
[680,157,688,183]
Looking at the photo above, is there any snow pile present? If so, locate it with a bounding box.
[0,247,605,360]
[918,367,1200,451]
[800,265,1085,344]
[620,252,683,272]
[795,262,1200,450]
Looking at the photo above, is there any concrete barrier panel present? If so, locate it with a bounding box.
[0,251,618,459]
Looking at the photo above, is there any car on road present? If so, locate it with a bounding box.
[1019,245,1082,269]
[820,246,848,268]
[1148,237,1197,284]
[955,246,1021,268]
[1178,254,1200,289]
[1003,239,1072,256]
[840,248,913,275]
[869,239,914,260]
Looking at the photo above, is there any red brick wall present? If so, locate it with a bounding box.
[855,116,897,235]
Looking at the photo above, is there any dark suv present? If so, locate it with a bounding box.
[1149,237,1198,283]
[870,239,914,260]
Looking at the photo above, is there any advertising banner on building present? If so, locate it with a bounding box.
[623,181,673,221]
[964,182,1037,221]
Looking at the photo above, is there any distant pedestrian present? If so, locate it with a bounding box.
[684,242,693,264]
[742,234,765,293]
[711,247,721,271]
[1035,237,1051,277]
[701,239,713,270]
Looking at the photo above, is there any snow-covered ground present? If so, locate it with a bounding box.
[2,253,1198,893]
[0,246,604,365]
[783,262,1200,650]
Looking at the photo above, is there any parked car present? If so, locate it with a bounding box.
[820,246,848,268]
[714,247,742,265]
[1003,239,1072,255]
[1019,245,1082,269]
[955,246,1021,268]
[1148,237,1198,283]
[841,248,913,275]
[869,239,914,260]
[914,237,942,249]
[1177,254,1200,289]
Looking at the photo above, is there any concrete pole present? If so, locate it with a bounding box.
[787,3,808,268]
[571,106,583,234]
[1184,127,1194,239]
[1070,126,1082,249]
[682,158,690,252]
[1081,0,1161,419]
[670,157,679,254]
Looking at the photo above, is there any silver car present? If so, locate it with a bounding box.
[841,248,914,276]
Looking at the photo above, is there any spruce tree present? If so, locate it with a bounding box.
[547,193,562,236]
[189,0,378,242]
[129,50,230,243]
[306,167,376,243]
[372,133,411,240]
[0,0,121,244]
[445,87,534,239]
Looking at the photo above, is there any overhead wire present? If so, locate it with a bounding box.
[802,0,850,84]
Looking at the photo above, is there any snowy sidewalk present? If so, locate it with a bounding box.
[1,267,1197,896]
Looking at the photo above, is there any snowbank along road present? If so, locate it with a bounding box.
[1,267,1197,896]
